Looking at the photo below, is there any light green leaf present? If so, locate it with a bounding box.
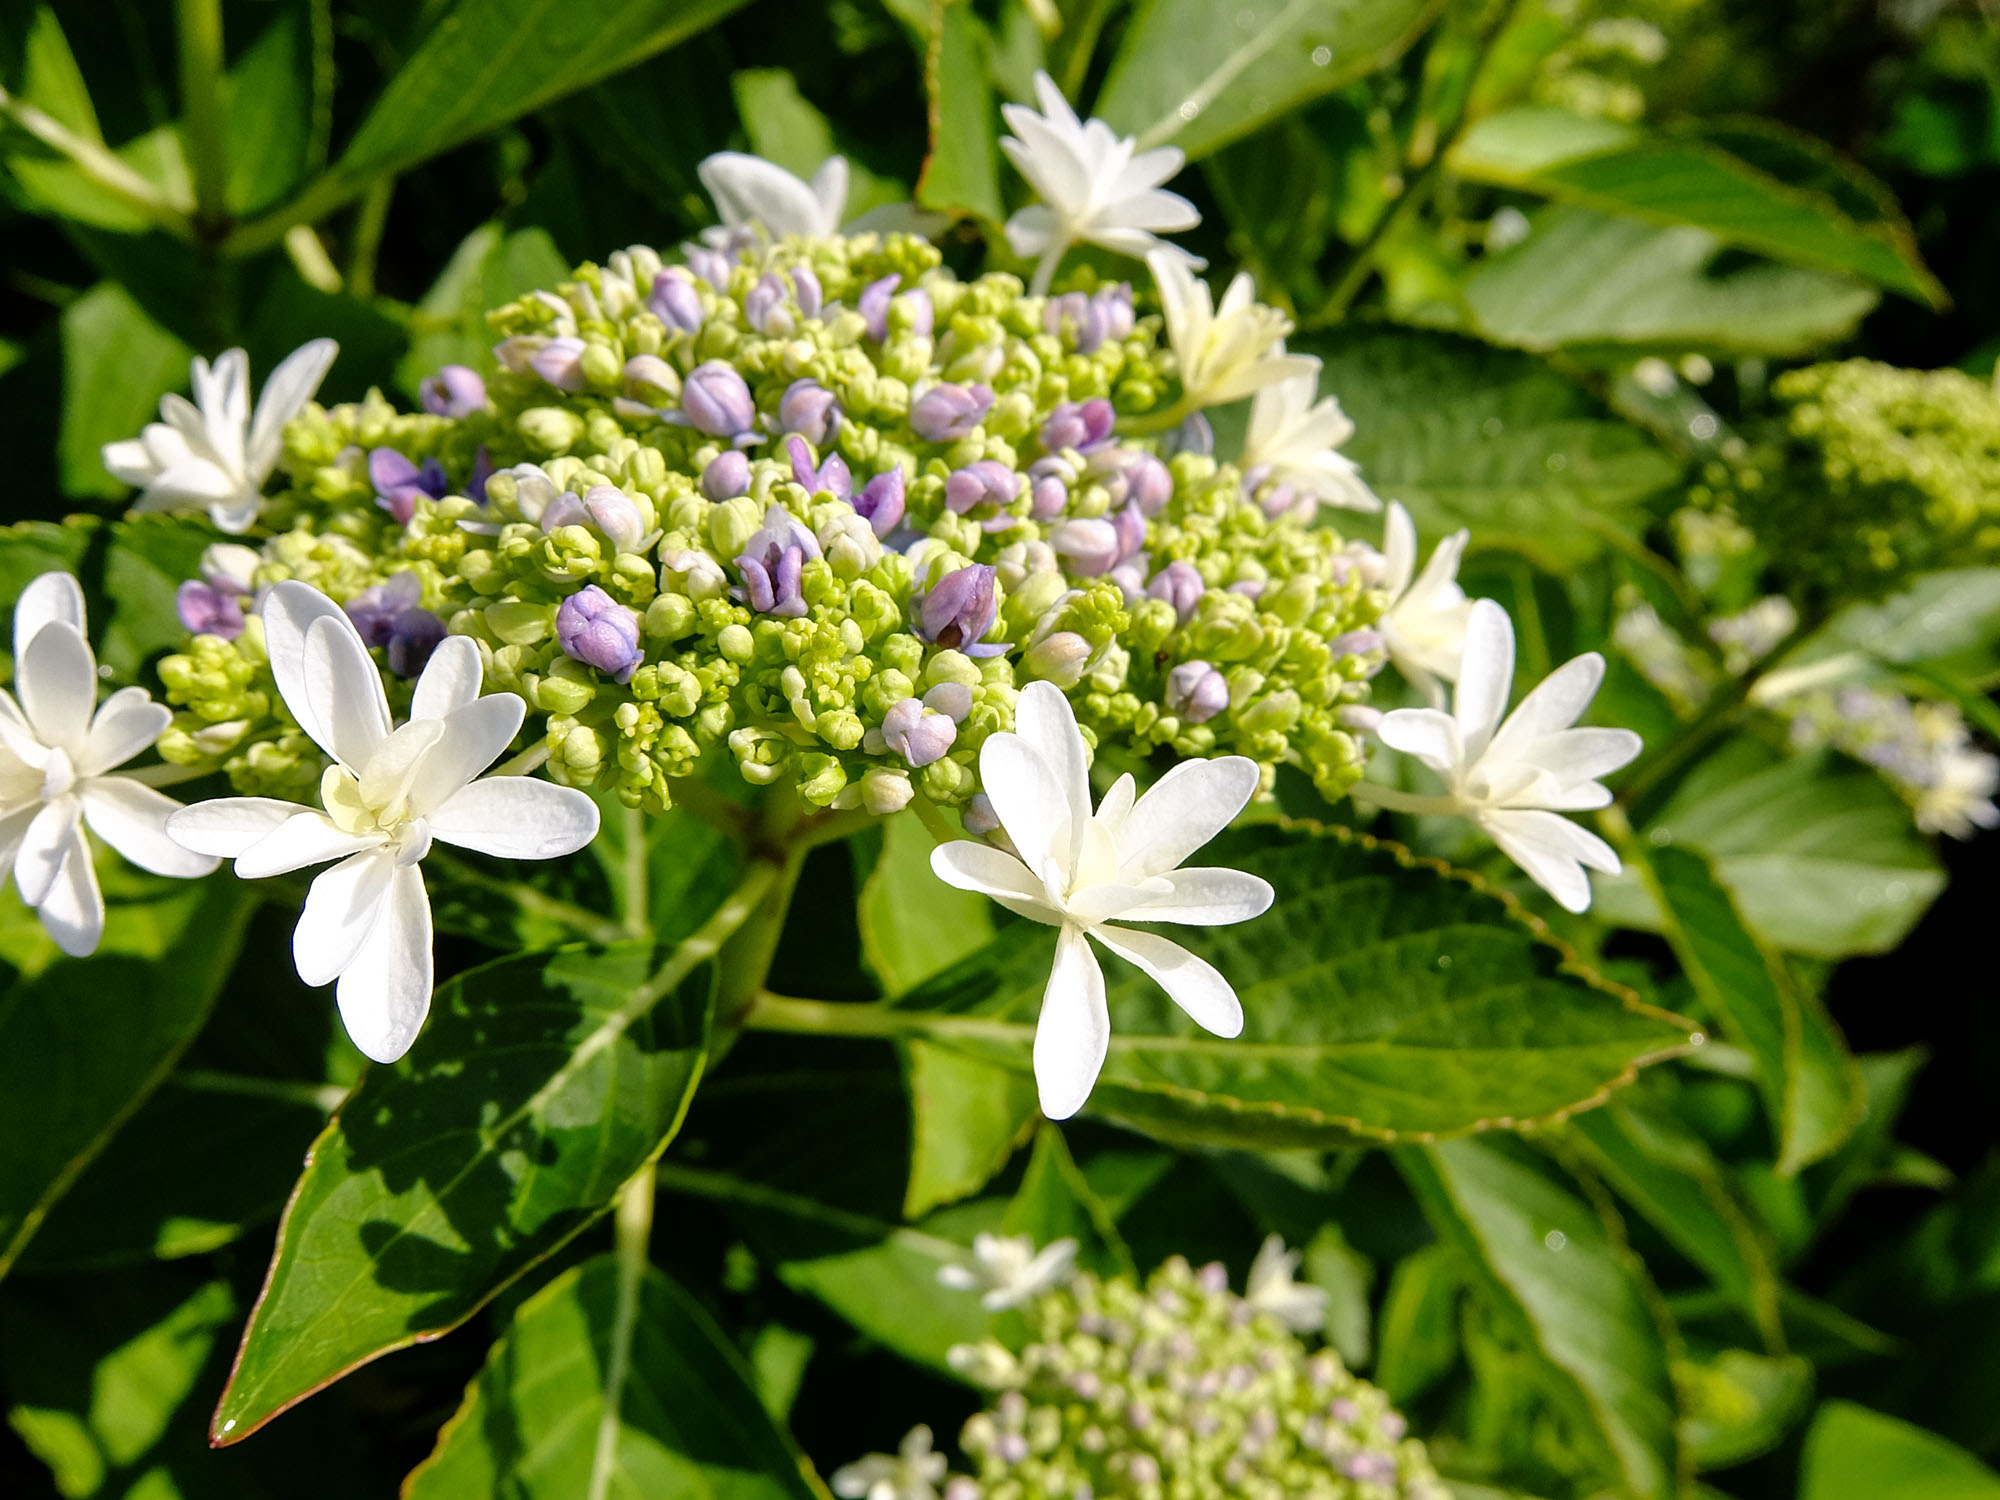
[860,810,995,996]
[1370,1243,1463,1403]
[405,1256,823,1500]
[1678,1348,1813,1470]
[1799,1401,2000,1500]
[211,945,715,1444]
[1817,567,2000,673]
[1451,106,1942,305]
[58,284,191,501]
[1401,1137,1680,1500]
[221,16,309,217]
[1297,326,1681,569]
[1095,0,1438,161]
[917,0,1005,224]
[895,824,1697,1148]
[902,1039,1037,1218]
[0,881,250,1279]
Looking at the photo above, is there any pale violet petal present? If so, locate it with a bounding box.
[18,622,97,755]
[409,634,483,722]
[295,848,395,987]
[78,687,171,777]
[929,841,1064,926]
[334,862,433,1063]
[15,797,80,907]
[1035,926,1109,1121]
[303,613,393,770]
[1091,924,1243,1038]
[404,694,527,818]
[13,571,86,663]
[80,778,219,878]
[979,732,1074,883]
[166,797,301,859]
[427,777,601,860]
[237,811,382,880]
[36,834,104,958]
[1115,755,1260,882]
[1121,866,1273,925]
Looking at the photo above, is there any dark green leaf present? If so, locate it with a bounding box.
[1002,1123,1131,1276]
[221,16,310,217]
[397,223,572,398]
[916,0,1004,224]
[732,68,906,221]
[405,1256,821,1500]
[1799,1400,2000,1500]
[1373,1242,1463,1403]
[901,1039,1036,1218]
[211,943,715,1444]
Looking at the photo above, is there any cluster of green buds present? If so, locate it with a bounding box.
[930,1252,1444,1500]
[153,228,1388,816]
[1689,359,2000,605]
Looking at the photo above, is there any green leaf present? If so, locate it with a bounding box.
[1296,325,1681,569]
[916,0,1005,225]
[1095,0,1438,161]
[860,810,995,996]
[1373,1243,1463,1403]
[221,16,310,217]
[1458,205,1879,357]
[57,283,192,501]
[901,1039,1036,1218]
[0,881,250,1279]
[397,221,574,405]
[331,0,750,187]
[1450,106,1943,305]
[211,943,715,1444]
[1678,1348,1813,1470]
[1799,1401,2000,1500]
[1816,568,2000,675]
[1632,843,1861,1174]
[895,824,1697,1148]
[1002,1123,1132,1276]
[1400,1136,1680,1500]
[405,1256,822,1500]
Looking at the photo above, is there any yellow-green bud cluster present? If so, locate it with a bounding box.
[954,1256,1444,1500]
[154,231,1385,814]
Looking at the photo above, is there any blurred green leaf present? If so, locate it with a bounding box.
[398,221,572,398]
[1678,1348,1813,1470]
[1003,1123,1131,1276]
[211,944,715,1444]
[1297,325,1681,569]
[1799,1401,2000,1500]
[1401,1137,1680,1500]
[917,0,1004,225]
[859,810,994,996]
[894,824,1697,1148]
[731,69,907,221]
[57,282,191,501]
[901,1039,1036,1218]
[404,1256,822,1500]
[1814,568,2000,676]
[1095,0,1438,161]
[220,15,309,218]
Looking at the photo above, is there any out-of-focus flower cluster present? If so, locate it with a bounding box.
[153,230,1387,815]
[1779,682,2000,839]
[934,1254,1444,1500]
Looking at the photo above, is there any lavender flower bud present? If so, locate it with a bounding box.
[917,564,1004,656]
[1108,554,1150,605]
[1110,501,1147,560]
[1023,631,1092,687]
[685,245,732,289]
[1049,517,1122,577]
[648,270,705,333]
[1029,472,1069,519]
[1119,453,1173,515]
[701,450,751,500]
[778,378,839,444]
[1167,661,1230,723]
[419,364,486,417]
[963,793,1003,837]
[1328,629,1385,657]
[910,382,994,442]
[1160,409,1214,459]
[901,287,935,338]
[1044,291,1103,352]
[735,504,822,619]
[1338,704,1384,733]
[385,609,446,678]
[790,265,823,319]
[745,271,791,335]
[491,336,542,376]
[1098,283,1135,341]
[528,336,588,392]
[787,435,852,499]
[660,548,729,601]
[1040,398,1115,454]
[678,361,755,439]
[544,483,648,551]
[854,467,906,538]
[557,584,643,682]
[880,697,958,767]
[945,460,1020,516]
[369,448,450,524]
[1147,560,1205,621]
[858,273,899,341]
[345,573,425,650]
[176,581,244,639]
[622,355,676,402]
[924,682,974,721]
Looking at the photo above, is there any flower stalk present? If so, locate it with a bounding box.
[175,0,231,233]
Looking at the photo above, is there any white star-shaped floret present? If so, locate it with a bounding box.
[930,680,1274,1119]
[1243,1234,1329,1334]
[167,582,599,1063]
[831,1426,949,1500]
[1356,599,1642,914]
[1001,71,1201,294]
[1240,362,1381,517]
[1380,500,1474,705]
[699,152,850,238]
[0,573,219,956]
[101,340,338,534]
[937,1232,1079,1311]
[1148,250,1317,413]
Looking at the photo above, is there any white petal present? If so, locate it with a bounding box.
[1481,808,1619,914]
[1030,69,1080,132]
[1495,652,1607,744]
[1123,866,1273,925]
[17,622,98,755]
[1115,755,1260,881]
[1002,204,1058,258]
[1147,248,1198,352]
[409,634,483,722]
[13,571,86,663]
[80,778,219,878]
[1091,924,1243,1038]
[698,152,824,236]
[427,777,601,860]
[1064,879,1173,926]
[1015,681,1092,868]
[334,863,433,1063]
[404,694,526,817]
[15,797,80,907]
[1501,726,1643,793]
[1035,926,1109,1121]
[810,155,850,233]
[0,690,49,769]
[166,796,300,858]
[295,848,395,987]
[237,811,381,879]
[246,339,337,479]
[303,614,392,770]
[929,840,1063,926]
[36,836,104,958]
[260,580,357,757]
[1094,773,1137,840]
[1376,708,1463,780]
[1453,599,1515,753]
[979,732,1074,879]
[356,718,447,814]
[102,436,161,485]
[1381,502,1416,595]
[78,687,170,777]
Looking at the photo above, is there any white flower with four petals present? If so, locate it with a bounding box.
[0,574,218,956]
[1239,364,1381,517]
[101,340,339,534]
[1147,250,1318,414]
[937,1232,1079,1311]
[1243,1233,1330,1334]
[1379,500,1475,705]
[167,582,599,1063]
[930,681,1274,1119]
[831,1425,949,1500]
[1355,599,1642,913]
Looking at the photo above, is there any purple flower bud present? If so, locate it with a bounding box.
[345,573,425,650]
[790,265,822,319]
[778,378,839,444]
[676,361,755,439]
[544,484,648,551]
[924,682,973,721]
[902,288,935,338]
[787,435,851,499]
[1040,398,1116,454]
[369,448,450,524]
[1119,452,1173,514]
[917,564,1004,657]
[1049,517,1122,577]
[557,584,643,682]
[944,459,1020,516]
[858,273,899,340]
[622,354,675,401]
[853,467,906,538]
[910,382,994,442]
[1167,660,1230,723]
[1030,472,1069,519]
[701,450,751,500]
[200,543,260,594]
[1109,500,1148,561]
[649,270,705,333]
[1148,560,1205,620]
[963,793,1002,837]
[685,246,732,289]
[491,337,541,376]
[1044,291,1101,351]
[744,271,789,333]
[1328,629,1385,656]
[1109,553,1150,604]
[467,446,494,504]
[880,697,958,767]
[1098,283,1135,341]
[1341,1453,1398,1484]
[529,336,588,392]
[734,504,821,619]
[1230,577,1267,600]
[385,609,446,678]
[419,364,487,418]
[176,581,244,639]
[1161,409,1214,458]
[1197,1261,1229,1293]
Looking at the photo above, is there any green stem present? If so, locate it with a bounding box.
[586,1160,656,1500]
[283,224,343,293]
[169,1068,348,1113]
[428,850,629,946]
[619,805,650,941]
[741,990,1028,1044]
[909,795,959,845]
[0,85,192,234]
[666,774,754,843]
[1119,396,1195,439]
[492,742,552,778]
[347,176,395,298]
[175,0,230,235]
